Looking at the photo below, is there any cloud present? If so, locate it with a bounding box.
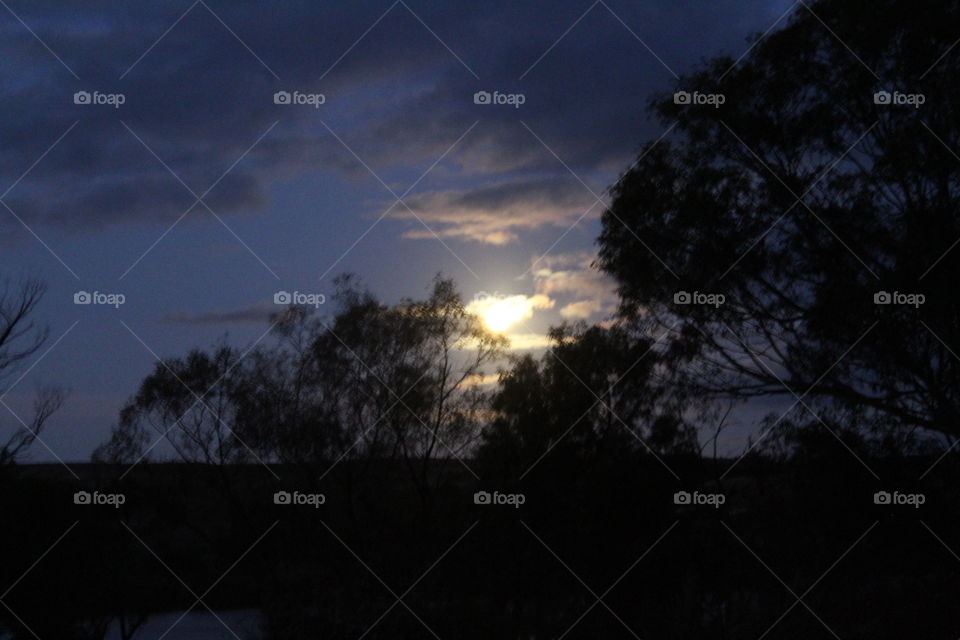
[502,332,554,350]
[162,301,274,326]
[0,0,785,241]
[559,300,606,319]
[462,373,499,388]
[531,251,618,321]
[392,178,599,244]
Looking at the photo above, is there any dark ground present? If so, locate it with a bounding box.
[2,449,958,639]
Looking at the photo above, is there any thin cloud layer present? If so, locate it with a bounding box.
[393,179,598,244]
[162,301,276,326]
[502,332,554,350]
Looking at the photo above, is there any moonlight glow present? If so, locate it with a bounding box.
[481,299,527,332]
[469,294,554,333]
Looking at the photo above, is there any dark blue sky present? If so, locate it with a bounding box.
[0,0,793,460]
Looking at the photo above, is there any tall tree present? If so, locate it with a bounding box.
[597,0,960,438]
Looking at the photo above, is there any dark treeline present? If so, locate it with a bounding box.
[1,275,957,637]
[2,432,958,638]
[4,0,960,637]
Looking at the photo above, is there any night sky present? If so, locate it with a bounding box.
[0,0,794,460]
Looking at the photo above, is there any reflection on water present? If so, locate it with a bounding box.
[106,609,263,639]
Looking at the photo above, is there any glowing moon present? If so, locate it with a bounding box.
[468,293,554,334]
[480,297,532,332]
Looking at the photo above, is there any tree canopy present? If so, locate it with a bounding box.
[598,0,960,438]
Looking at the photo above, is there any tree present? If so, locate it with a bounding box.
[275,275,506,513]
[597,0,960,439]
[479,322,694,476]
[94,275,506,512]
[0,275,64,466]
[93,341,253,466]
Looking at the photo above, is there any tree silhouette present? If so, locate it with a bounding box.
[93,341,251,466]
[95,275,505,513]
[0,275,64,466]
[597,0,960,438]
[479,322,694,478]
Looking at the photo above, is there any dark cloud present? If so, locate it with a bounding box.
[0,0,789,240]
[162,301,274,326]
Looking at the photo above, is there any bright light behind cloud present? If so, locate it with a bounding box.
[467,294,554,333]
[501,332,553,350]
